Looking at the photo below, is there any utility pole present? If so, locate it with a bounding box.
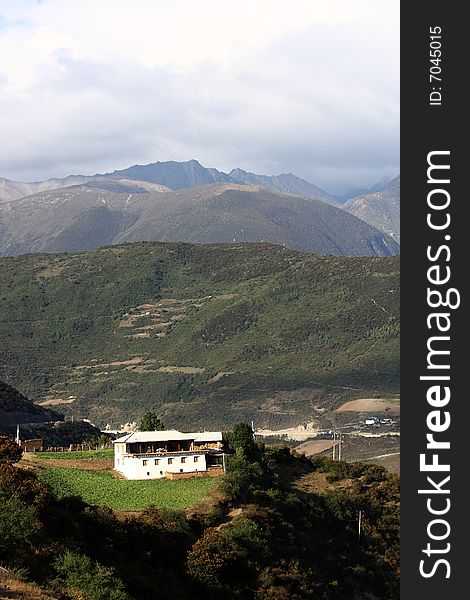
[358,510,362,542]
[338,432,342,461]
[332,431,336,460]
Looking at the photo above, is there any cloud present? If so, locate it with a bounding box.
[0,0,399,193]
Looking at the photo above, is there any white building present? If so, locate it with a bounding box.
[113,429,224,480]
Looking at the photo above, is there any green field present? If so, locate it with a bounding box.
[33,449,114,460]
[38,466,218,510]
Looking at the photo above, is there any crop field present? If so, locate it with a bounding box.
[33,449,114,461]
[38,466,218,510]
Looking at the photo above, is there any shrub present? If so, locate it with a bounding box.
[221,516,265,553]
[188,517,266,591]
[0,463,51,507]
[0,435,22,464]
[0,492,41,554]
[54,551,128,600]
[140,507,191,535]
[221,449,270,504]
[187,528,237,588]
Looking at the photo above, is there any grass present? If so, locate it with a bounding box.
[33,449,114,460]
[38,466,218,510]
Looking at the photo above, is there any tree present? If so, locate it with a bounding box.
[227,422,257,456]
[221,448,269,504]
[86,433,112,448]
[139,412,165,431]
[0,435,22,464]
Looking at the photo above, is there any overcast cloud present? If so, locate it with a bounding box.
[0,0,399,193]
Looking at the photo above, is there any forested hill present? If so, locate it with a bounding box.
[0,242,399,429]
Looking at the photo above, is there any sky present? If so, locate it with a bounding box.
[0,0,399,194]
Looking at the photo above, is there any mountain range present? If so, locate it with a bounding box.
[0,179,399,257]
[0,160,340,205]
[0,160,400,259]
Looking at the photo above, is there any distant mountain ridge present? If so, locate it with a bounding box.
[0,159,338,205]
[0,182,399,257]
[0,174,90,204]
[0,175,170,203]
[229,168,339,205]
[344,176,400,242]
[104,159,233,189]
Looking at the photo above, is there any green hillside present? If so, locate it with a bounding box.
[0,242,399,428]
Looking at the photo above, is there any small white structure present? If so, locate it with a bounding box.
[113,429,224,480]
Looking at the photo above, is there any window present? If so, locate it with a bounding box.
[168,458,173,465]
[154,459,159,465]
[194,456,199,463]
[181,457,186,463]
[142,460,148,466]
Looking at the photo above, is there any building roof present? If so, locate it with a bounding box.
[113,430,223,444]
[193,432,223,442]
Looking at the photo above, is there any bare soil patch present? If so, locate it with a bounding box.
[126,332,151,338]
[257,421,319,441]
[294,440,333,456]
[335,398,400,414]
[136,321,172,330]
[157,366,205,374]
[37,397,74,406]
[74,357,143,369]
